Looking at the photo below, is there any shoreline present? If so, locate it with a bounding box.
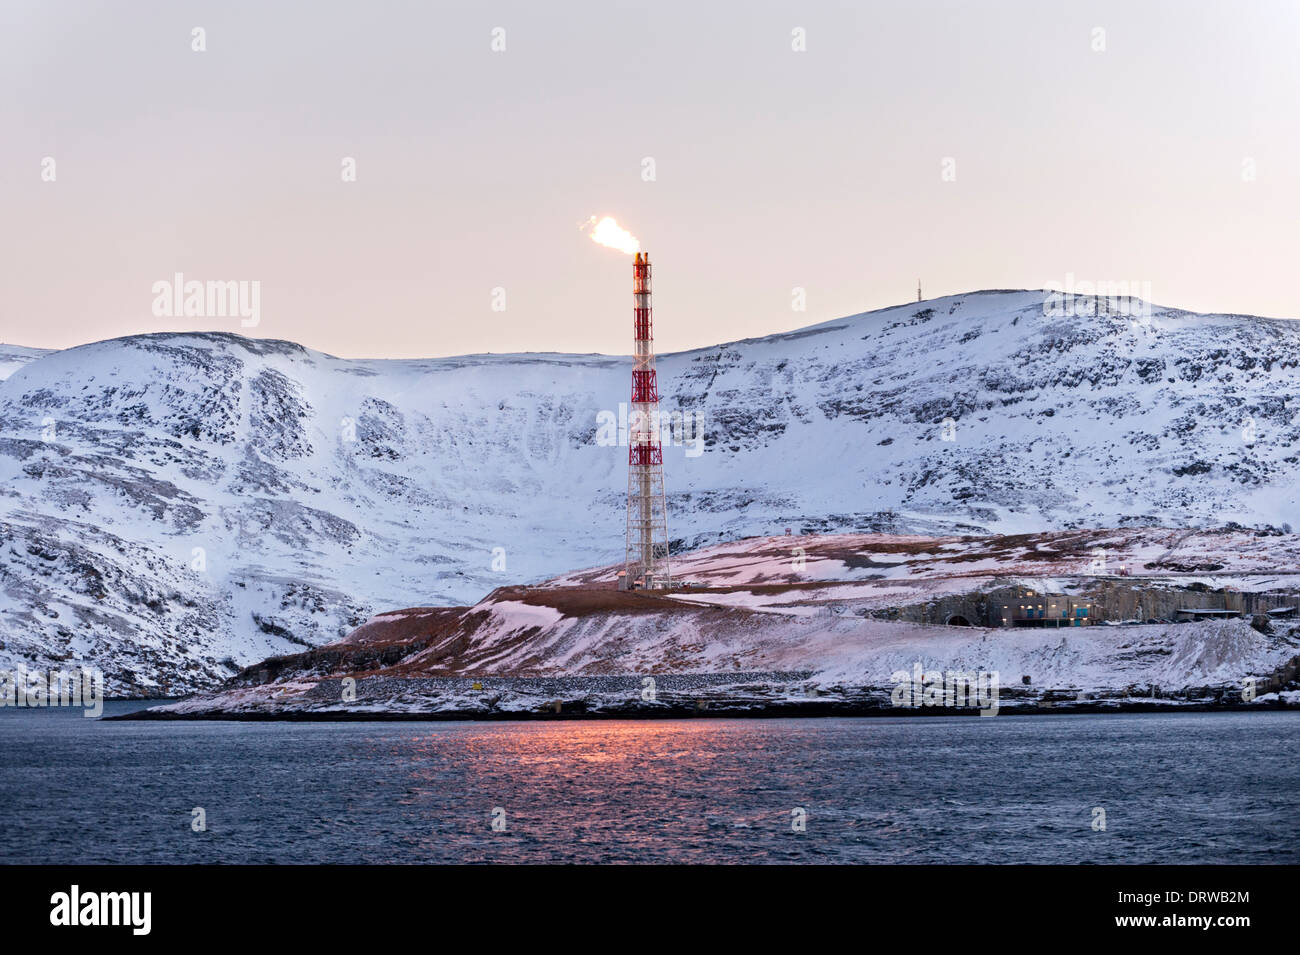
[105,698,1299,722]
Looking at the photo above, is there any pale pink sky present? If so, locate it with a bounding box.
[3,0,1298,358]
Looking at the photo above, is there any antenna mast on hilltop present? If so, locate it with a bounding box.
[917,279,922,302]
[623,252,671,590]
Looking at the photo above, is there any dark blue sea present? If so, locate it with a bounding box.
[2,704,1296,864]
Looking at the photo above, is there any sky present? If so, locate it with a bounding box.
[3,0,1298,358]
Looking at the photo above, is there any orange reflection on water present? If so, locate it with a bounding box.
[384,720,801,861]
[405,719,730,772]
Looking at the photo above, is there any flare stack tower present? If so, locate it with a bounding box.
[624,252,671,589]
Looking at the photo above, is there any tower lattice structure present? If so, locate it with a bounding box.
[625,251,670,588]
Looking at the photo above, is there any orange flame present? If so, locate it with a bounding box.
[583,215,640,255]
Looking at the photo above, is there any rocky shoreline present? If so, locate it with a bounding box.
[106,671,1300,722]
[107,699,1300,722]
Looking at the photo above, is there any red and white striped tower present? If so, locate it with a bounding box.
[626,251,670,588]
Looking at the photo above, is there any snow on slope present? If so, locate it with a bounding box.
[143,602,1300,719]
[802,618,1297,691]
[545,528,1300,594]
[0,344,53,381]
[2,291,1299,693]
[330,529,1300,689]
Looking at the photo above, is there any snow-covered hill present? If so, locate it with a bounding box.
[2,290,1298,693]
[0,344,52,382]
[135,530,1300,720]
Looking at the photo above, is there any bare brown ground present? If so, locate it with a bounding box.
[330,607,468,648]
[269,527,1297,684]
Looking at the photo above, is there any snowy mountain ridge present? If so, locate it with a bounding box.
[1,289,1297,693]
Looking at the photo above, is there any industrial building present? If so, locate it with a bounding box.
[997,587,1094,627]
